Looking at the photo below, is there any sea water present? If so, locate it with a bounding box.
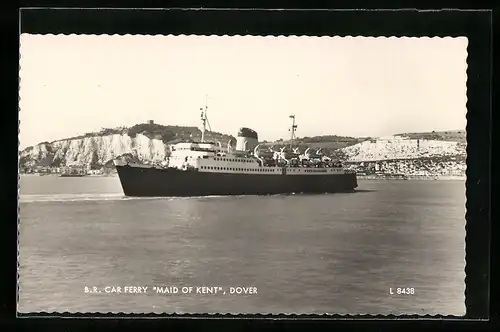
[17,175,466,315]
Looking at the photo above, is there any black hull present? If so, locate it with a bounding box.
[115,166,358,197]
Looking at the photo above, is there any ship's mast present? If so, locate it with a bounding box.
[289,115,297,150]
[200,95,209,143]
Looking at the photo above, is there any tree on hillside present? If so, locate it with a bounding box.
[90,151,100,169]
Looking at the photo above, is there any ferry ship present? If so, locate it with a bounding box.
[113,104,357,197]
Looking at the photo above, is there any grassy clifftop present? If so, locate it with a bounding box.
[396,130,465,143]
[57,123,235,146]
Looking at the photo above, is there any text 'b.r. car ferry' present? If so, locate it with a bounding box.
[113,106,357,197]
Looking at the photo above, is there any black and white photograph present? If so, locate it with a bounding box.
[18,33,468,316]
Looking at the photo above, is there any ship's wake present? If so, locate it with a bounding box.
[18,193,246,203]
[19,191,358,203]
[19,193,127,203]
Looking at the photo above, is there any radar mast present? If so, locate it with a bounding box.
[200,95,211,142]
[289,115,297,150]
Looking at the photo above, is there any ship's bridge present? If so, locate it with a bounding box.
[169,141,221,169]
[171,142,218,152]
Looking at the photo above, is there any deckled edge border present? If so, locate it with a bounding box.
[15,34,472,320]
[16,10,489,320]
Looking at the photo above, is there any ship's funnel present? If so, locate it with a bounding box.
[236,127,258,152]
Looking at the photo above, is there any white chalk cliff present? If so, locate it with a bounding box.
[341,137,466,162]
[19,134,170,168]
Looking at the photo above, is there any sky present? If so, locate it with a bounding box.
[19,34,468,149]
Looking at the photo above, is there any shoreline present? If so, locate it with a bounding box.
[356,175,465,181]
[19,173,118,177]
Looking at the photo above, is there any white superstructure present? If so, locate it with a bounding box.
[114,106,349,176]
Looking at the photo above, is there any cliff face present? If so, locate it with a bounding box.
[19,134,170,168]
[19,121,236,169]
[341,138,466,162]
